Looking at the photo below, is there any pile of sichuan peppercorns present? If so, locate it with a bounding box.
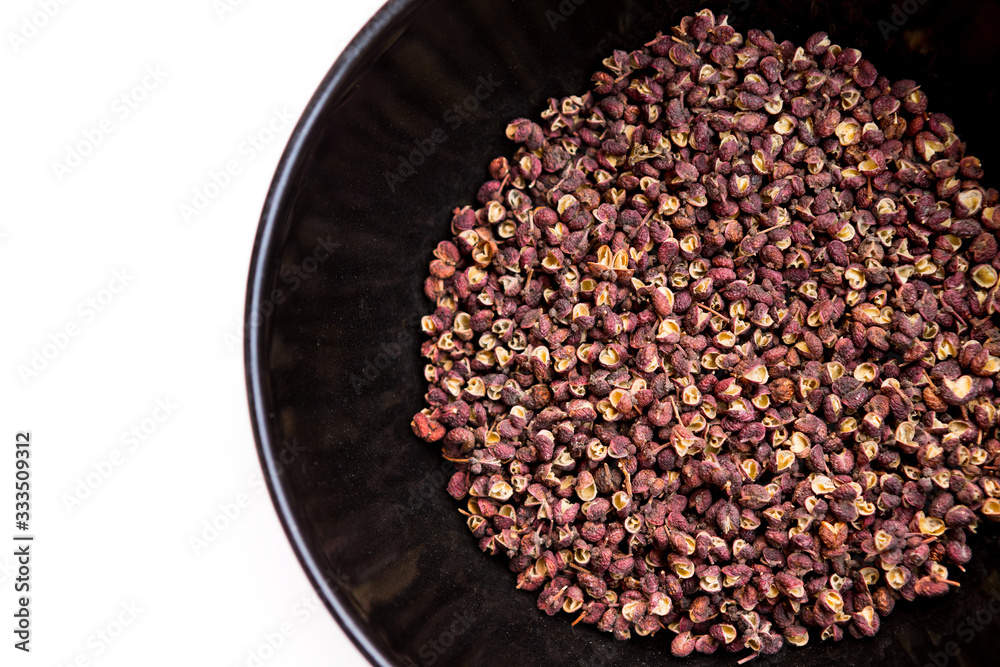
[411,8,1000,658]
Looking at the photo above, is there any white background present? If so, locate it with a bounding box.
[0,0,384,665]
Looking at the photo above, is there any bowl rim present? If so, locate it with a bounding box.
[243,1,423,666]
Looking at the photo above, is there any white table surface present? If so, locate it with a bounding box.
[1,1,386,665]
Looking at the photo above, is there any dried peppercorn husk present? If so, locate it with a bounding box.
[413,8,1000,658]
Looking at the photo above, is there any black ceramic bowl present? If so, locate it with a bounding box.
[245,1,1000,665]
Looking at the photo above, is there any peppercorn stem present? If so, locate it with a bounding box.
[923,372,938,391]
[620,461,633,498]
[941,304,967,327]
[647,442,671,456]
[737,653,759,664]
[756,221,790,236]
[696,302,731,321]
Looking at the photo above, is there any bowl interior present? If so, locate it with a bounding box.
[247,0,1000,665]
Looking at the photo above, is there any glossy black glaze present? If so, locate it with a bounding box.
[245,1,1000,665]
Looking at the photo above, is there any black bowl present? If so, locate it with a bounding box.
[245,1,1000,665]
